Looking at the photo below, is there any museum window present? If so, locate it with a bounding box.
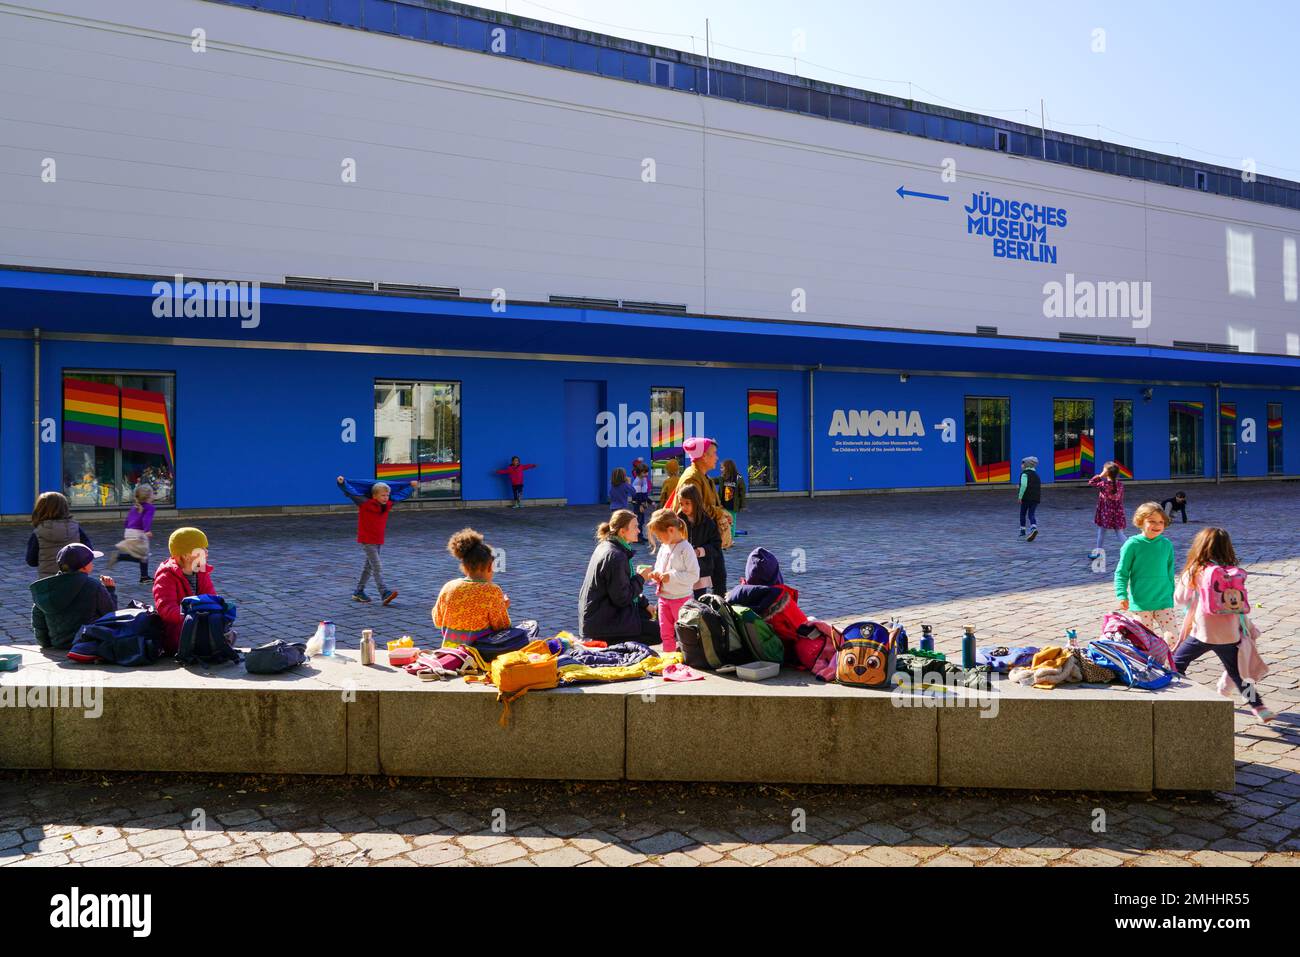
[747,390,778,490]
[62,372,175,508]
[964,396,1011,483]
[374,380,461,499]
[1053,398,1095,480]
[1169,401,1205,478]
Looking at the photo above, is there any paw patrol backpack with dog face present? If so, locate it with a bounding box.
[835,621,897,690]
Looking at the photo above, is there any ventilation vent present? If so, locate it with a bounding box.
[1173,340,1240,353]
[549,295,621,309]
[620,300,688,314]
[976,325,998,336]
[285,276,376,293]
[1059,332,1138,346]
[376,282,460,298]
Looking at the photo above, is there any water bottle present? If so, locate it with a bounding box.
[1065,628,1079,649]
[920,624,934,653]
[894,620,909,655]
[962,625,977,670]
[360,628,375,666]
[321,620,336,657]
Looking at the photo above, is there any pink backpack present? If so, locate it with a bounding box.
[1098,612,1174,671]
[1200,566,1250,615]
[796,619,843,681]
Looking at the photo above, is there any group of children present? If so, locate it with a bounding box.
[26,489,214,656]
[19,459,1273,725]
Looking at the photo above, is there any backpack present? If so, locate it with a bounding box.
[473,620,540,661]
[1200,566,1250,615]
[835,621,896,690]
[244,639,307,675]
[177,594,241,666]
[1085,639,1174,690]
[1098,612,1174,671]
[674,594,746,670]
[796,619,844,681]
[728,605,785,664]
[68,607,163,667]
[468,639,558,726]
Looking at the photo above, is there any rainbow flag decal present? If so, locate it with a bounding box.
[650,415,685,461]
[420,462,461,481]
[1220,404,1237,420]
[965,438,1011,483]
[64,378,120,448]
[1171,401,1204,418]
[1116,461,1134,479]
[375,463,419,483]
[1053,435,1095,480]
[1268,417,1283,433]
[748,391,778,438]
[119,386,174,467]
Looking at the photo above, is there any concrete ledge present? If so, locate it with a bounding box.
[0,644,1235,790]
[627,672,937,785]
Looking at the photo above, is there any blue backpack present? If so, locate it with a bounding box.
[178,595,241,666]
[1085,639,1174,690]
[473,619,539,661]
[68,607,163,667]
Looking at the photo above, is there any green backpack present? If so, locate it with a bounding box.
[728,604,785,664]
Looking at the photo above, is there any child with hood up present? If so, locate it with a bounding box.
[726,547,808,663]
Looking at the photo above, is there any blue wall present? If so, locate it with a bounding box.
[14,340,808,509]
[3,336,1297,513]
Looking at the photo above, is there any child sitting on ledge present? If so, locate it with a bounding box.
[433,528,511,647]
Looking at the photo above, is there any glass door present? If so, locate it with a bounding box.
[964,396,1011,483]
[1053,398,1096,480]
[1219,403,1237,477]
[1113,400,1134,478]
[1169,401,1205,478]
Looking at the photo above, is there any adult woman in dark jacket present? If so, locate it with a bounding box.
[577,509,658,642]
[675,484,726,598]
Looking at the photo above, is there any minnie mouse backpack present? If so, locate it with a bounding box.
[1200,566,1250,615]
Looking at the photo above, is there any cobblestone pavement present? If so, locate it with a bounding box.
[2,481,1299,866]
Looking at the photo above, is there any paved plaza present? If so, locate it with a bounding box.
[2,481,1299,866]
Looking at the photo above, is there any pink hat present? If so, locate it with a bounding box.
[662,662,704,682]
[682,436,715,461]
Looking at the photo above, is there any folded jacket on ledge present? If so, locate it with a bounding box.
[556,641,683,684]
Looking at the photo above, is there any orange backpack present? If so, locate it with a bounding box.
[467,639,558,726]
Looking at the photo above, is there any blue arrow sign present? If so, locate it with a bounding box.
[896,186,950,202]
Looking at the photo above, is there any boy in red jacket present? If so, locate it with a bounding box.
[152,526,215,656]
[337,476,416,604]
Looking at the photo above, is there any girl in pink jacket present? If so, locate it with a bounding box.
[1171,527,1272,723]
[496,457,537,509]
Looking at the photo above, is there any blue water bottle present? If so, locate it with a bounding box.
[920,624,934,653]
[321,620,336,657]
[962,625,977,670]
[894,620,909,655]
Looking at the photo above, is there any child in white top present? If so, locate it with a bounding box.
[646,508,700,651]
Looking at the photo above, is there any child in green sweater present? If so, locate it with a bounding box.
[1114,502,1177,643]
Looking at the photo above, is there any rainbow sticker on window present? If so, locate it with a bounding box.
[965,438,1011,483]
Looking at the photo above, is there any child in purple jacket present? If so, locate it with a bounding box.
[108,484,156,583]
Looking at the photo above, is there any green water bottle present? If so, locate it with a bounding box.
[962,625,977,670]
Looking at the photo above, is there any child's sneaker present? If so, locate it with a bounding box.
[1026,526,1039,542]
[1250,705,1275,723]
[382,590,398,606]
[139,576,151,585]
[1018,528,1026,538]
[352,591,372,603]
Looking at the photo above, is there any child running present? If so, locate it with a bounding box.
[496,456,537,509]
[1017,456,1041,541]
[337,475,416,605]
[1172,527,1271,722]
[107,484,156,583]
[1088,462,1125,560]
[1115,502,1177,642]
[646,508,699,652]
[433,528,511,647]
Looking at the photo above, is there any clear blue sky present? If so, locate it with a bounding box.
[481,0,1300,180]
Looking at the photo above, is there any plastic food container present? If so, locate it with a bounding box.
[0,653,20,672]
[388,647,419,667]
[736,660,780,681]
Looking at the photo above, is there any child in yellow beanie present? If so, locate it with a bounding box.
[152,526,215,655]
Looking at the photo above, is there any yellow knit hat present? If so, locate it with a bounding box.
[168,527,209,559]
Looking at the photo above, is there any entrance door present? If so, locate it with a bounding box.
[564,380,606,505]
